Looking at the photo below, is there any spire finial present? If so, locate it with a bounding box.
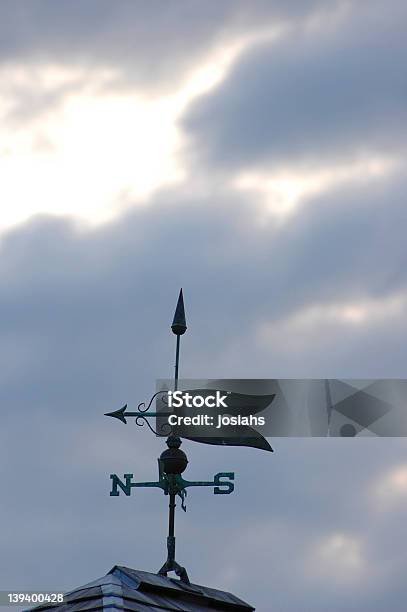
[171,289,187,336]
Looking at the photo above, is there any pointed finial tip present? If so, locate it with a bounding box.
[171,288,187,335]
[105,405,128,424]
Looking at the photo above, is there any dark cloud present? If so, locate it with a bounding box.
[1,169,406,401]
[0,0,334,128]
[0,0,327,91]
[183,0,407,171]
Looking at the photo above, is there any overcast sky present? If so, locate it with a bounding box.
[1,1,406,610]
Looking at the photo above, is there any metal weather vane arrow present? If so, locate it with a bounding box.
[105,392,171,431]
[105,403,170,424]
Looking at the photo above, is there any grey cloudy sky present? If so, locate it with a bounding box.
[0,1,406,610]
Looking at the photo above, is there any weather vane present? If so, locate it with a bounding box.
[105,289,271,584]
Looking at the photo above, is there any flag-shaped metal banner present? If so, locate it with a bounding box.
[154,388,274,451]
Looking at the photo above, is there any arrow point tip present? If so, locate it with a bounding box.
[105,405,128,424]
[171,289,187,335]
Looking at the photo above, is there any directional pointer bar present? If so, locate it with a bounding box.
[105,404,171,424]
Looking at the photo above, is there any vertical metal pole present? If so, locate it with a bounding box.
[324,379,333,436]
[174,334,180,391]
[159,290,190,583]
[167,491,176,563]
[165,335,180,569]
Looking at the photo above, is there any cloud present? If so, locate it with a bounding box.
[0,1,327,93]
[371,464,407,510]
[0,74,185,230]
[0,164,406,403]
[0,2,336,235]
[307,532,367,582]
[183,0,407,172]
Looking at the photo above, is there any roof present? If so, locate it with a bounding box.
[26,565,255,611]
